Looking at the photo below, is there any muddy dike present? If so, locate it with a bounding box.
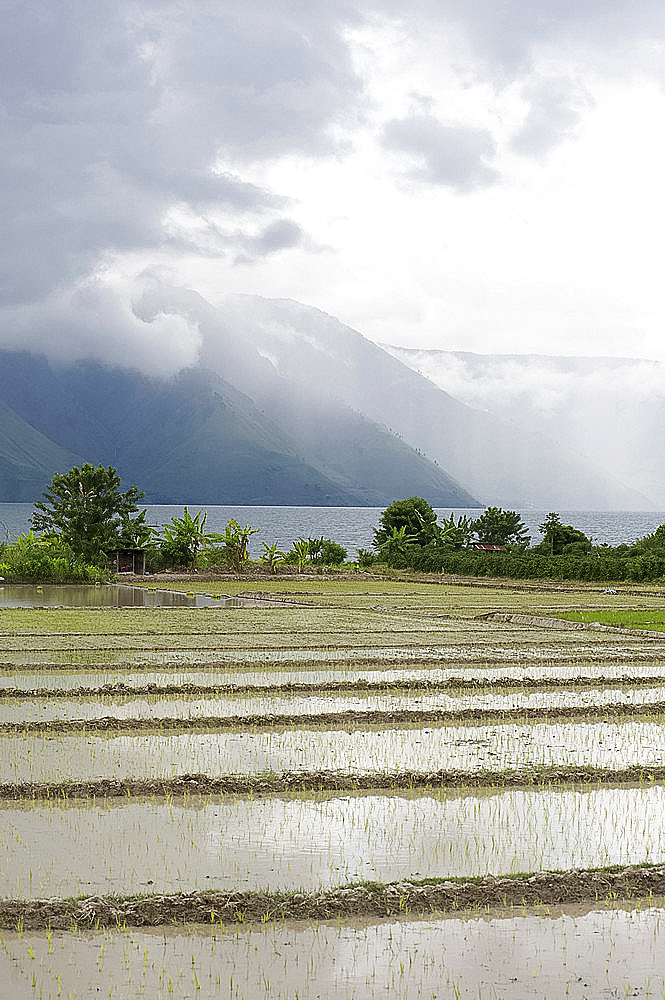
[3,864,665,930]
[3,700,665,737]
[2,765,665,800]
[4,673,665,699]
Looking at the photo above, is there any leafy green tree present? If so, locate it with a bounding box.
[277,538,312,572]
[472,506,530,548]
[306,537,324,562]
[536,512,592,555]
[0,530,107,583]
[374,498,439,549]
[31,464,145,564]
[260,541,287,573]
[437,513,474,549]
[628,523,665,554]
[356,548,376,569]
[319,539,347,565]
[378,525,418,567]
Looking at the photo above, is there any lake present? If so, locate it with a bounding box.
[1,503,664,557]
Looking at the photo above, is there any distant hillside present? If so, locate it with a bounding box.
[0,350,477,506]
[385,346,665,508]
[0,396,80,501]
[136,289,651,509]
[0,290,656,509]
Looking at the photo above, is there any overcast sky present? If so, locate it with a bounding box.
[2,0,665,373]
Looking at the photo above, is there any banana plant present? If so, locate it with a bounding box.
[260,541,287,574]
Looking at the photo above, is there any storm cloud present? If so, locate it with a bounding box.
[1,0,665,371]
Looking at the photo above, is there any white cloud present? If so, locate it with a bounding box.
[2,0,665,370]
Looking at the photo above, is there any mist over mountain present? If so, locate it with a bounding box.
[0,290,656,510]
[140,289,648,509]
[385,346,665,508]
[0,346,476,507]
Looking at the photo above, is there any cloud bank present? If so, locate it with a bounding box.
[2,0,665,371]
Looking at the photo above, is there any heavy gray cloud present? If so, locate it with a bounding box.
[1,0,664,373]
[0,0,358,311]
[382,116,498,190]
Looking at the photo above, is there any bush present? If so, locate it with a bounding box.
[356,548,376,569]
[0,533,108,583]
[374,498,439,548]
[319,539,347,565]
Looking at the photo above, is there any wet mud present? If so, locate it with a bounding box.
[2,699,665,736]
[4,673,665,699]
[1,766,663,800]
[3,863,665,930]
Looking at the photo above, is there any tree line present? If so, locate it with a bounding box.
[2,466,664,584]
[0,464,347,582]
[363,497,665,583]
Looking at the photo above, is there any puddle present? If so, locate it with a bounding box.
[0,583,286,608]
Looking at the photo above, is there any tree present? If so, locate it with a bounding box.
[31,464,145,564]
[319,539,347,565]
[438,513,474,549]
[160,508,212,568]
[260,541,287,574]
[374,498,439,549]
[378,525,418,567]
[472,506,530,548]
[209,519,260,572]
[537,512,592,555]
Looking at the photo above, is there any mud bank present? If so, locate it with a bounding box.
[1,765,664,800]
[3,699,665,736]
[4,673,665,699]
[3,864,665,930]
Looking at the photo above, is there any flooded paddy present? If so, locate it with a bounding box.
[4,683,665,729]
[3,718,665,785]
[3,660,665,694]
[2,784,665,898]
[0,903,664,999]
[3,578,665,994]
[0,583,289,609]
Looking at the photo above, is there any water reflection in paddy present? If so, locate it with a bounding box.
[1,784,665,898]
[1,904,664,1000]
[3,720,665,784]
[2,662,665,693]
[0,583,286,608]
[2,685,665,726]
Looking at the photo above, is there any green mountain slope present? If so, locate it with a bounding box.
[0,397,81,501]
[0,352,477,505]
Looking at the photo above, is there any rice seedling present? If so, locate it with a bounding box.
[1,576,665,993]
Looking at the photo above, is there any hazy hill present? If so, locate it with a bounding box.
[385,346,665,508]
[0,290,657,509]
[0,396,80,501]
[135,289,652,509]
[0,350,476,506]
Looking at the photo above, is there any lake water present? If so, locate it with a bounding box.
[1,503,664,557]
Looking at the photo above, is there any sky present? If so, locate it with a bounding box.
[2,0,665,374]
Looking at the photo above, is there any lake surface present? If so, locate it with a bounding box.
[2,503,664,556]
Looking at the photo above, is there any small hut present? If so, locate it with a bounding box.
[107,548,146,574]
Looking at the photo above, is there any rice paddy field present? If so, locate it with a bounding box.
[2,574,665,997]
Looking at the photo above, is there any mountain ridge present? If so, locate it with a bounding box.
[0,291,656,509]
